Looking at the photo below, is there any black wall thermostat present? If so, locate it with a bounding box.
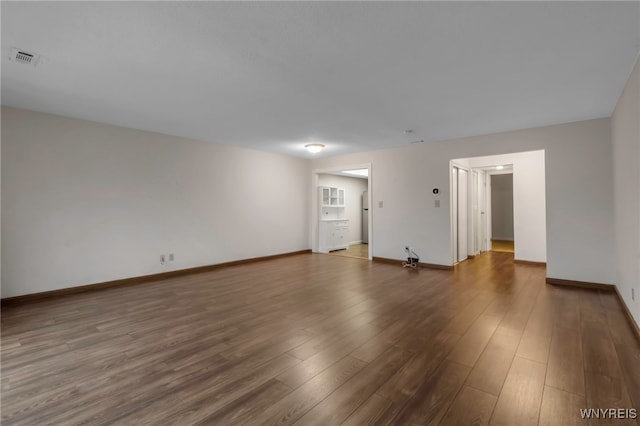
[432,188,439,195]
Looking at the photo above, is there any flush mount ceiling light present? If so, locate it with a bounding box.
[305,143,325,154]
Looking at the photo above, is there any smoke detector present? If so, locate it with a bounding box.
[9,47,40,66]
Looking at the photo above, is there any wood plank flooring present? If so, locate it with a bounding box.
[491,240,515,253]
[329,243,369,259]
[2,251,639,425]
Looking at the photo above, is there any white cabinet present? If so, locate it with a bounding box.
[319,186,346,221]
[319,220,349,252]
[320,186,345,207]
[318,186,349,252]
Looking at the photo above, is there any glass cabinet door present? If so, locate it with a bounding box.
[322,187,330,205]
[330,187,338,205]
[338,189,345,206]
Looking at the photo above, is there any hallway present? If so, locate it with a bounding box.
[491,239,515,253]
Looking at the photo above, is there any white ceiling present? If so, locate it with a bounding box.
[325,169,369,180]
[2,2,639,159]
[476,164,513,173]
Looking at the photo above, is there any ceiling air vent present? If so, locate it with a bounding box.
[9,47,40,66]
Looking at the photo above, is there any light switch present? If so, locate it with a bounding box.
[435,199,440,208]
[378,201,384,208]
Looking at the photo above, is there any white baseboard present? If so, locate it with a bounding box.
[350,240,363,245]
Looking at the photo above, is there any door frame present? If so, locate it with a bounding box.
[450,161,471,265]
[311,163,372,259]
[487,170,515,250]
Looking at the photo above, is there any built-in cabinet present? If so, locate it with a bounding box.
[320,187,345,207]
[318,186,349,252]
[319,220,349,252]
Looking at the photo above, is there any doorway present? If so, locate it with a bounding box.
[312,164,372,260]
[490,173,514,253]
[450,150,546,265]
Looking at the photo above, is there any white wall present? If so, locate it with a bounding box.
[612,54,640,325]
[490,174,514,241]
[461,151,546,263]
[311,118,613,284]
[1,107,310,298]
[318,174,368,244]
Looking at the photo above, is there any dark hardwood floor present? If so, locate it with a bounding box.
[2,251,639,425]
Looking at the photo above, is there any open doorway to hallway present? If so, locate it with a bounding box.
[312,165,372,260]
[489,172,514,253]
[450,150,546,265]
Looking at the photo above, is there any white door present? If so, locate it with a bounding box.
[458,168,469,262]
[452,167,458,262]
[472,171,479,254]
[478,170,489,252]
[487,175,493,251]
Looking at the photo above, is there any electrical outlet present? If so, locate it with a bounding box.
[169,253,174,262]
[160,254,166,264]
[378,201,384,208]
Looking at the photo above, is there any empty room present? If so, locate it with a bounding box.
[2,2,639,425]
